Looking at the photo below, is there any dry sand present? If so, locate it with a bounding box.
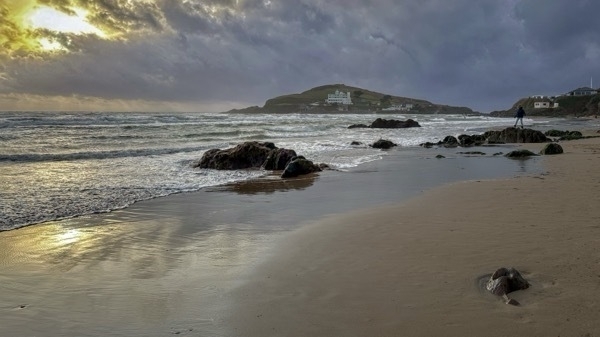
[227,136,600,336]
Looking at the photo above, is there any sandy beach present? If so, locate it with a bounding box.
[1,132,599,336]
[227,136,600,336]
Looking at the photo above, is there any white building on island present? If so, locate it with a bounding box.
[325,90,353,105]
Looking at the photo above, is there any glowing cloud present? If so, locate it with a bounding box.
[0,0,110,54]
[26,6,105,36]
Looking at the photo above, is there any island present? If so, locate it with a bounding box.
[225,84,477,115]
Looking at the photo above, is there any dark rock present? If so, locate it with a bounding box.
[350,119,421,129]
[350,141,363,146]
[421,134,486,148]
[370,118,421,128]
[194,142,327,179]
[560,131,583,141]
[457,151,486,155]
[195,141,276,170]
[484,128,548,143]
[441,136,459,148]
[281,157,321,178]
[493,152,504,156]
[348,124,369,129]
[262,148,297,170]
[371,139,397,149]
[486,267,529,305]
[545,129,583,140]
[539,143,564,155]
[458,134,486,147]
[505,149,538,158]
[435,154,445,159]
[545,129,567,137]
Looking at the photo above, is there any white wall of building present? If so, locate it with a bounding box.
[534,102,550,108]
[326,90,353,105]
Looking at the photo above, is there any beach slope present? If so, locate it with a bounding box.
[228,137,600,336]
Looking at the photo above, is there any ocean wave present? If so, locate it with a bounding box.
[0,146,209,163]
[0,169,268,231]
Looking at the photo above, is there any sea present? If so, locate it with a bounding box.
[0,111,587,231]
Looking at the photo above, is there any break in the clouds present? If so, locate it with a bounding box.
[0,0,599,112]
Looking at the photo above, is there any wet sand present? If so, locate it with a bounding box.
[1,134,598,336]
[227,136,600,336]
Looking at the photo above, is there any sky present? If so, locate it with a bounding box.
[1,0,599,113]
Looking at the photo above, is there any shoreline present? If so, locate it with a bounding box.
[226,135,600,336]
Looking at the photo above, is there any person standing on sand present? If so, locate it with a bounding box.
[514,106,525,128]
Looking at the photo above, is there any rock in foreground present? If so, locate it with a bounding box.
[194,142,325,179]
[486,267,529,305]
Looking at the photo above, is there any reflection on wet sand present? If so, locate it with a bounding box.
[206,173,318,195]
[0,210,276,337]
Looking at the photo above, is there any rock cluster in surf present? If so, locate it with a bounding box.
[193,141,327,178]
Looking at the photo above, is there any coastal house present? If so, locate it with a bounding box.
[568,87,598,96]
[325,90,353,105]
[534,102,551,109]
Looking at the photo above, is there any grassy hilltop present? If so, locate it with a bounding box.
[227,84,476,114]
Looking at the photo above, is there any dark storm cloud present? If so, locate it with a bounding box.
[1,0,599,112]
[515,0,600,50]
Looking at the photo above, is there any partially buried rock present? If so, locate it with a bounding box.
[505,149,538,158]
[539,143,563,155]
[486,267,529,305]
